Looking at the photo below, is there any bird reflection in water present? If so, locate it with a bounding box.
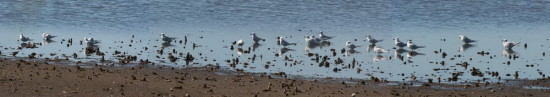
[237,48,244,55]
[373,55,389,62]
[251,42,261,52]
[345,49,360,56]
[394,49,408,60]
[502,49,517,56]
[19,42,37,49]
[161,42,174,48]
[279,48,295,56]
[84,45,100,56]
[42,40,55,45]
[460,44,475,52]
[407,51,424,59]
[305,41,330,52]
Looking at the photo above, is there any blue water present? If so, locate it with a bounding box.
[1,0,550,83]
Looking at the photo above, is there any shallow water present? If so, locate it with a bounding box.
[1,0,550,83]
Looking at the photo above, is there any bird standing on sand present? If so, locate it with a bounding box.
[160,33,176,43]
[251,32,265,43]
[366,35,383,44]
[502,39,520,49]
[279,37,296,47]
[20,34,30,41]
[346,41,360,50]
[43,33,56,40]
[407,40,424,50]
[459,35,476,44]
[393,37,406,48]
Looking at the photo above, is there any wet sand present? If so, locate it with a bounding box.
[0,57,548,97]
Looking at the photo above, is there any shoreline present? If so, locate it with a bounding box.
[0,57,548,96]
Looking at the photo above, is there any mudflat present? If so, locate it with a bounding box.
[0,58,548,97]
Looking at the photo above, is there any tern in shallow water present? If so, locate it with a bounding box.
[160,33,176,43]
[366,35,383,44]
[346,41,360,50]
[502,39,520,49]
[305,35,322,45]
[251,32,265,43]
[393,37,406,48]
[42,33,56,41]
[318,31,333,40]
[19,34,30,42]
[84,37,100,45]
[459,35,476,44]
[278,37,296,47]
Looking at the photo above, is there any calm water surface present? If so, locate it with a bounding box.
[1,0,550,83]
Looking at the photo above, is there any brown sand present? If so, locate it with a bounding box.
[0,58,548,97]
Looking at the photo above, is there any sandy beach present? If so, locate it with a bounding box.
[0,57,546,97]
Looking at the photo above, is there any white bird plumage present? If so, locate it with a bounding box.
[393,37,406,48]
[279,37,296,47]
[251,32,265,43]
[318,31,333,40]
[19,34,30,41]
[366,35,382,44]
[42,33,56,40]
[346,41,360,50]
[236,39,244,46]
[459,35,476,44]
[502,39,520,49]
[84,37,100,45]
[305,35,322,45]
[160,33,176,43]
[407,40,424,50]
